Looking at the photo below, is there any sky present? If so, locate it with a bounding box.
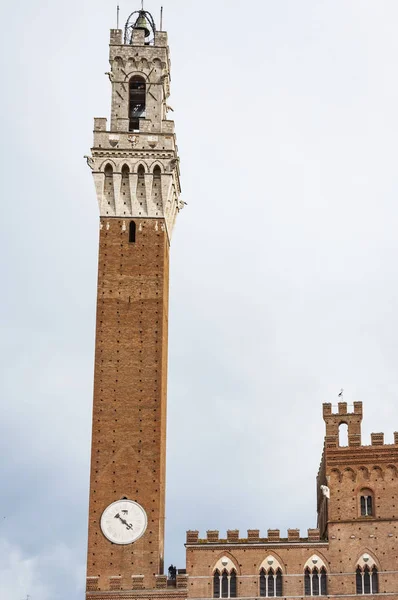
[1,1,398,598]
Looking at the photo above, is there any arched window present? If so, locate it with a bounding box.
[230,570,236,598]
[360,490,374,517]
[372,567,379,593]
[260,569,266,597]
[129,76,146,132]
[259,560,283,597]
[213,570,220,598]
[304,558,327,596]
[304,568,311,596]
[312,568,320,596]
[356,564,378,594]
[129,221,136,243]
[320,568,327,595]
[221,570,229,598]
[338,422,348,447]
[275,570,283,597]
[212,557,238,599]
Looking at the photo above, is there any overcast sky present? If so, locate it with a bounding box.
[1,1,398,598]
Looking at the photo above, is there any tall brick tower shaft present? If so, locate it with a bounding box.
[85,8,183,597]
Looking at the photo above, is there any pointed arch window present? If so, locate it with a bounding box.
[259,560,283,597]
[213,568,236,599]
[304,563,327,596]
[129,76,146,132]
[221,570,229,598]
[213,570,220,599]
[356,565,378,594]
[230,570,236,598]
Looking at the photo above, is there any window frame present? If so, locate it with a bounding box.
[304,565,327,596]
[356,565,378,595]
[359,488,375,518]
[213,568,237,599]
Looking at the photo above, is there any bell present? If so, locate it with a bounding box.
[135,12,150,38]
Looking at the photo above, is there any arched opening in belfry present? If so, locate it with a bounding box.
[121,164,132,213]
[339,423,349,447]
[137,164,147,211]
[104,163,115,214]
[152,165,162,212]
[129,76,146,131]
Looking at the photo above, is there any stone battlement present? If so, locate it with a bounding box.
[186,528,322,545]
[322,401,398,448]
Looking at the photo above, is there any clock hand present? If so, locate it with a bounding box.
[114,513,134,530]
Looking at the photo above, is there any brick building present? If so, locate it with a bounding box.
[84,6,398,600]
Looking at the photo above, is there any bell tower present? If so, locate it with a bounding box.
[85,7,183,597]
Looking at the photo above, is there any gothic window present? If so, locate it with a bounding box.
[260,570,266,597]
[320,568,327,595]
[129,221,136,243]
[213,570,220,598]
[356,565,378,594]
[129,76,146,132]
[259,558,283,597]
[360,491,373,517]
[304,559,327,596]
[230,570,237,598]
[213,567,237,599]
[221,571,229,598]
[275,570,283,596]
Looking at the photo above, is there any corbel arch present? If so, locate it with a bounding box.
[152,57,162,70]
[370,466,384,480]
[343,467,356,482]
[386,464,398,479]
[113,56,125,70]
[358,466,370,481]
[330,468,342,483]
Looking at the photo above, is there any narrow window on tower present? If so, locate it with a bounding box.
[129,76,146,132]
[360,489,374,517]
[129,221,136,243]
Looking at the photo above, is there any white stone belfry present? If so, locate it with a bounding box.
[86,24,182,238]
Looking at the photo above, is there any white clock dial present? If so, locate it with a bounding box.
[100,500,147,545]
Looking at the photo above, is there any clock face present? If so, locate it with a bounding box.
[100,500,147,545]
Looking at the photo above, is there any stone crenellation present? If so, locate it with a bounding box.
[185,529,321,545]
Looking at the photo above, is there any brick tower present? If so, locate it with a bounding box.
[85,7,184,597]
